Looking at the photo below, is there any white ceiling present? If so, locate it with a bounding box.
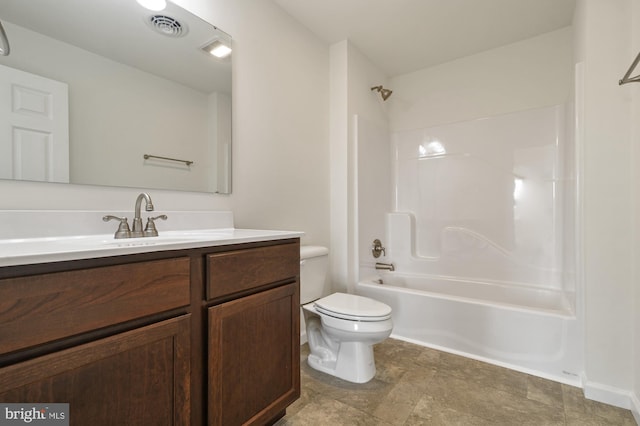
[273,0,576,77]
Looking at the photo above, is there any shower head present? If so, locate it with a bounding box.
[371,85,392,101]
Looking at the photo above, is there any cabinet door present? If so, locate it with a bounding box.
[0,315,190,426]
[208,283,300,426]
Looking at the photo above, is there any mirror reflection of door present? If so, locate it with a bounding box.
[0,64,69,183]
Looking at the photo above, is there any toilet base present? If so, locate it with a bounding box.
[307,340,377,383]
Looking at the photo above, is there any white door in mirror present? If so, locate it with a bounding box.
[0,64,69,183]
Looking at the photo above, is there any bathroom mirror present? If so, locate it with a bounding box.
[0,0,232,193]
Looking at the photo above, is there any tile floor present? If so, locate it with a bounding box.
[277,338,637,425]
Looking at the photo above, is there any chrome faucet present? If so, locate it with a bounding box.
[375,262,395,272]
[131,192,154,237]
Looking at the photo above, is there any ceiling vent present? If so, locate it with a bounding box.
[147,15,187,37]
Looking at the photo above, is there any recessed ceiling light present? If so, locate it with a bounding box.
[137,0,167,12]
[203,40,232,58]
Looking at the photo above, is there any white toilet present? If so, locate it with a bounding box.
[300,246,393,383]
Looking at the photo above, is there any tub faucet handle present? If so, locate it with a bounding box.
[372,239,386,258]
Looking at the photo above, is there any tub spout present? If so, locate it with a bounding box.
[375,262,395,272]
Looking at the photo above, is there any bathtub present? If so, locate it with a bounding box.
[357,272,583,385]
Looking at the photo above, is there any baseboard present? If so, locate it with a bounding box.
[631,392,640,425]
[583,375,634,410]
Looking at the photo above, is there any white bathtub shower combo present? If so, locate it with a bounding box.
[356,105,582,384]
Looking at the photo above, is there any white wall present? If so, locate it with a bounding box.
[329,41,349,292]
[0,0,330,246]
[349,45,393,287]
[632,0,640,420]
[389,27,574,132]
[574,0,637,411]
[214,0,330,244]
[330,41,390,292]
[356,115,392,274]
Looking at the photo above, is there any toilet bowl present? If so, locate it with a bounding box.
[300,246,393,383]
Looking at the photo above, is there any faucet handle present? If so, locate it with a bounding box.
[103,215,131,239]
[372,239,386,258]
[144,215,167,237]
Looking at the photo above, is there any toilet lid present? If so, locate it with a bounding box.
[314,292,392,321]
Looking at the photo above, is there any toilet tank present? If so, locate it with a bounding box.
[300,246,330,304]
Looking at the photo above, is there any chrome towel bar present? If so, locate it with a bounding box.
[143,154,193,166]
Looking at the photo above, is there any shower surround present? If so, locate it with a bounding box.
[356,104,582,383]
[391,104,575,290]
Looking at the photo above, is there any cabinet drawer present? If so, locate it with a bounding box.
[206,242,299,300]
[0,257,190,354]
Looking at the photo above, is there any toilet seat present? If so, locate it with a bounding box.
[314,292,392,322]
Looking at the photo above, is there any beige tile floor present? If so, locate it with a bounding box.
[278,338,637,425]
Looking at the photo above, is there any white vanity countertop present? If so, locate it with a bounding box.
[0,228,304,267]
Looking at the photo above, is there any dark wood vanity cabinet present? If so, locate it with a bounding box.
[0,257,192,425]
[0,238,300,426]
[206,244,300,425]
